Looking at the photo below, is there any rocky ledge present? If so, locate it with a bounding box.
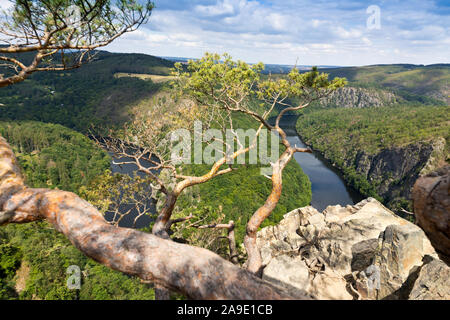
[350,137,446,208]
[319,87,399,108]
[257,198,449,300]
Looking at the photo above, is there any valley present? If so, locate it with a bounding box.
[0,50,448,300]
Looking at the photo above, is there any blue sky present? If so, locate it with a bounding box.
[104,0,450,66]
[3,0,449,66]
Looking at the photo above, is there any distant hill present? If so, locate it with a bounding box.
[86,51,174,75]
[0,51,175,131]
[160,56,340,74]
[163,57,449,105]
[1,49,447,133]
[318,64,450,105]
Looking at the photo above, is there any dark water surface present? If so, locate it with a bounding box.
[275,115,364,212]
[287,135,363,211]
[107,152,156,228]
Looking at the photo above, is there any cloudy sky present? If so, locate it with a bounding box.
[1,0,448,66]
[104,0,449,66]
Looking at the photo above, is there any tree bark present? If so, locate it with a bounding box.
[152,192,178,239]
[0,135,308,300]
[244,149,293,275]
[227,221,239,265]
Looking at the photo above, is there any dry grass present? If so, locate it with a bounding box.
[14,261,30,294]
[114,73,175,83]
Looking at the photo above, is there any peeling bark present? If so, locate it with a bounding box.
[243,120,312,275]
[244,149,293,275]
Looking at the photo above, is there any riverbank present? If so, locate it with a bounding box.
[272,114,364,211]
[295,104,449,212]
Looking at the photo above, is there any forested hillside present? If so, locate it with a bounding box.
[319,64,450,105]
[0,51,173,132]
[296,104,449,210]
[0,121,155,300]
[0,121,110,191]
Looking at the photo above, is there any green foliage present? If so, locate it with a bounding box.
[0,242,22,279]
[79,264,155,300]
[174,53,346,112]
[0,51,171,132]
[0,121,154,300]
[0,230,22,300]
[296,103,450,201]
[0,121,111,192]
[3,0,154,42]
[3,222,154,300]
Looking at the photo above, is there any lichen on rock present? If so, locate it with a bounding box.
[257,197,448,300]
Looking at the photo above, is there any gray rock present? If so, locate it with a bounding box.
[372,224,427,299]
[257,198,445,300]
[351,239,379,272]
[352,138,446,207]
[319,87,399,109]
[409,258,450,300]
[413,165,450,263]
[262,255,310,296]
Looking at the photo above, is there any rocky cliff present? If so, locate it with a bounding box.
[257,198,449,300]
[319,87,400,108]
[349,137,446,208]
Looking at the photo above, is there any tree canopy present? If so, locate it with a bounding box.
[0,0,154,86]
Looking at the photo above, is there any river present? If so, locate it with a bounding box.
[274,114,364,212]
[105,114,363,227]
[107,152,156,228]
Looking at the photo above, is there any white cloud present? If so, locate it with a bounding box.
[105,0,450,66]
[195,0,236,16]
[0,0,12,10]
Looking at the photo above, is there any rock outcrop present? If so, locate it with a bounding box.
[319,87,399,109]
[409,258,450,300]
[350,137,446,208]
[412,165,450,263]
[257,198,449,300]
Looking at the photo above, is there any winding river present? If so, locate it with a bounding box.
[273,114,364,212]
[107,152,156,228]
[105,114,363,227]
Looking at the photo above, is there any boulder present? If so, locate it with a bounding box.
[409,258,450,300]
[370,224,428,299]
[413,165,450,263]
[257,198,445,300]
[309,269,353,300]
[262,255,310,297]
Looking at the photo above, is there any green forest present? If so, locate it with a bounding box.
[0,121,155,299]
[0,53,313,299]
[0,52,172,132]
[0,121,111,192]
[296,103,450,203]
